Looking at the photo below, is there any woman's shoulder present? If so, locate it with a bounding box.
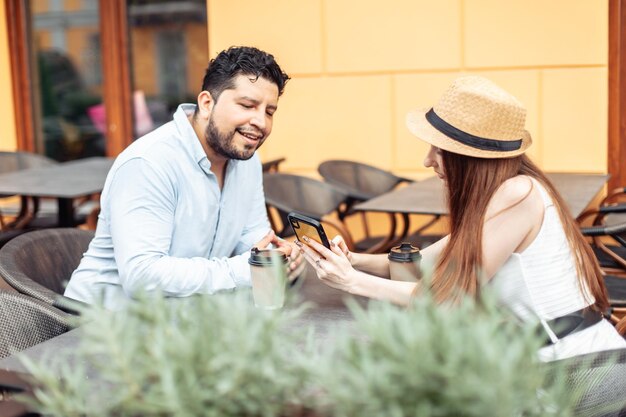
[486,175,544,220]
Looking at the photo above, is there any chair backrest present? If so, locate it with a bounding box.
[0,289,73,359]
[263,173,349,236]
[0,228,93,312]
[556,348,626,416]
[263,173,349,219]
[318,159,411,201]
[261,157,286,173]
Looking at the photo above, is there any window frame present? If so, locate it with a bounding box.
[5,0,133,157]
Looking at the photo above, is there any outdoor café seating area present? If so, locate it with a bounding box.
[2,0,626,414]
[0,151,625,416]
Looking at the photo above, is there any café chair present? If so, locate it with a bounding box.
[0,228,93,314]
[0,289,74,359]
[263,172,362,251]
[580,222,626,326]
[554,347,626,417]
[618,315,626,336]
[578,187,626,275]
[318,159,414,202]
[262,157,286,173]
[318,159,441,252]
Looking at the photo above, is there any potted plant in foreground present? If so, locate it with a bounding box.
[17,286,611,416]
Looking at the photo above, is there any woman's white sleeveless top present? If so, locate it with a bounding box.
[490,178,625,361]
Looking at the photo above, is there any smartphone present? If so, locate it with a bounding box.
[287,212,331,249]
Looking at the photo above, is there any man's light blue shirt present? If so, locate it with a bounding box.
[64,104,271,309]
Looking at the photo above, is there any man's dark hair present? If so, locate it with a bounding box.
[200,46,290,102]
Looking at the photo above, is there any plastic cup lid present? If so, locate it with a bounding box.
[248,247,288,266]
[388,242,421,262]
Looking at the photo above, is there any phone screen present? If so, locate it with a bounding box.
[294,222,326,247]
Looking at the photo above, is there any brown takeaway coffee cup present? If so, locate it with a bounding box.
[248,247,289,309]
[388,242,422,282]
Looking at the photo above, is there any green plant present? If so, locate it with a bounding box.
[312,293,578,417]
[20,291,315,417]
[19,285,603,417]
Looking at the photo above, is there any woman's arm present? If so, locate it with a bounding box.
[350,253,391,277]
[480,176,544,280]
[349,269,419,306]
[332,233,450,279]
[327,235,391,277]
[297,236,417,306]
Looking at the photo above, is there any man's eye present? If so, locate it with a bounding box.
[241,104,253,109]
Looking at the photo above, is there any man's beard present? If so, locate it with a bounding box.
[205,116,263,161]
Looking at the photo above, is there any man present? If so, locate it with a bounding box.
[65,46,300,309]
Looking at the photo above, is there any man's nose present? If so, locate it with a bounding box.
[250,111,266,131]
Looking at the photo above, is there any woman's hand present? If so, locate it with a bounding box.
[330,235,353,265]
[297,235,357,293]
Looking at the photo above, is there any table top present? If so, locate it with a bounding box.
[355,172,609,219]
[0,265,364,374]
[0,157,113,199]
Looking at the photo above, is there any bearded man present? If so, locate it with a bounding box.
[65,46,300,309]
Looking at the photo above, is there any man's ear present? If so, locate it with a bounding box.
[196,90,214,118]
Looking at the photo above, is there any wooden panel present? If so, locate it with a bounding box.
[99,0,133,156]
[6,0,133,157]
[609,0,626,189]
[5,0,35,152]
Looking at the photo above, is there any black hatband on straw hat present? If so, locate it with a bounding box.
[425,109,522,152]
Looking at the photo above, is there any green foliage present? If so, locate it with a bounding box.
[21,291,314,417]
[313,294,577,417]
[20,288,584,417]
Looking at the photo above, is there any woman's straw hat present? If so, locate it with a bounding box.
[406,76,532,159]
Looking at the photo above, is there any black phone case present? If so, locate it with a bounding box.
[287,212,331,248]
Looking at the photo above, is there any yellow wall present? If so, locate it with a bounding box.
[0,3,17,151]
[0,0,609,169]
[208,0,608,177]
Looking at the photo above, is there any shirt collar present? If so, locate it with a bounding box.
[173,104,211,165]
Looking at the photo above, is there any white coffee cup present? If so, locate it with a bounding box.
[248,248,289,309]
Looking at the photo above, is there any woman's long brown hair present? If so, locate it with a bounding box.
[431,152,609,312]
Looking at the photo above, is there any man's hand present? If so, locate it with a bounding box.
[253,230,304,282]
[275,237,305,282]
[253,230,277,249]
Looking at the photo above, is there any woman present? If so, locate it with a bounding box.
[297,76,626,360]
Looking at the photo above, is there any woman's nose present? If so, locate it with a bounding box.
[423,153,435,168]
[423,146,437,168]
